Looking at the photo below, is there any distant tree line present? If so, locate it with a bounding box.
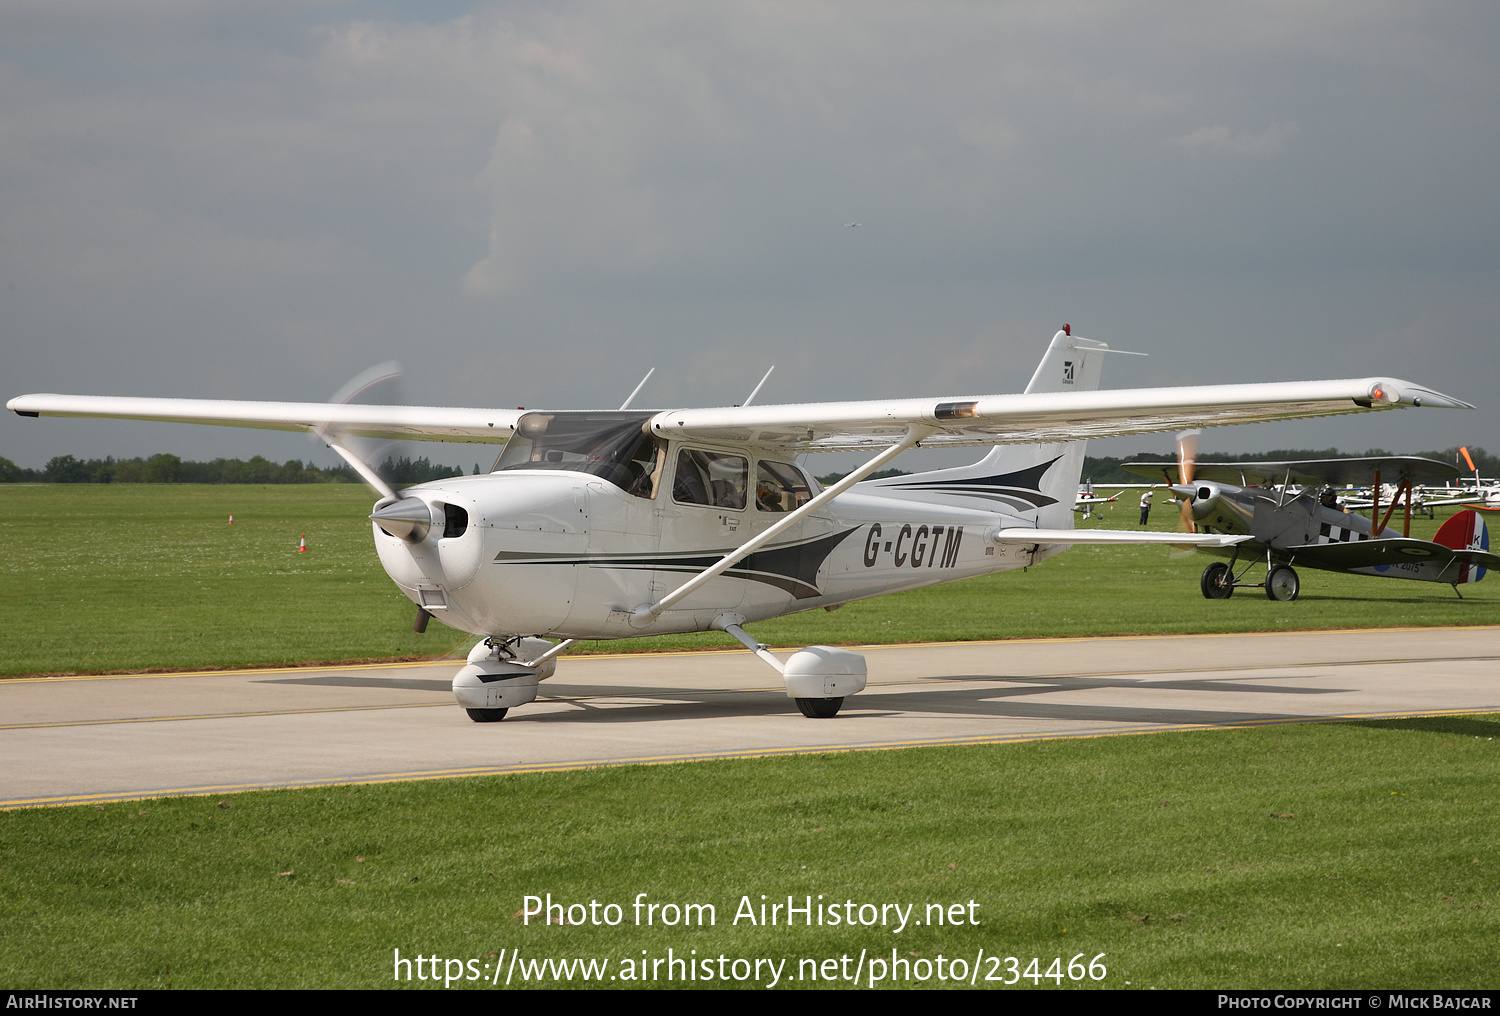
[0,453,482,486]
[813,467,910,485]
[7,446,1494,487]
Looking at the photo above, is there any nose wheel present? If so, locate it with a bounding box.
[1264,565,1300,602]
[794,697,844,718]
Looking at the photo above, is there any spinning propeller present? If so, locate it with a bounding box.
[314,360,405,501]
[313,361,441,540]
[1175,429,1200,533]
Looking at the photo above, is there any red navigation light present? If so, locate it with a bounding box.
[1063,323,1071,335]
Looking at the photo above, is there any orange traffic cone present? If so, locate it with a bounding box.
[298,534,307,553]
[228,514,234,525]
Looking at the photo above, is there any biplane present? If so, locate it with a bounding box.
[1125,441,1500,601]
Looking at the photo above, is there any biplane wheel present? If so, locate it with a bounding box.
[465,708,509,722]
[1264,565,1300,602]
[1200,562,1234,599]
[795,697,844,718]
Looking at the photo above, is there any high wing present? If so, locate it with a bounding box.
[6,395,520,444]
[647,378,1469,452]
[7,376,1471,452]
[1123,455,1462,488]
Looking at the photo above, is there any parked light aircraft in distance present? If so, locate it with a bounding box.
[1124,440,1500,601]
[8,328,1474,721]
[1446,447,1500,511]
[1074,485,1121,519]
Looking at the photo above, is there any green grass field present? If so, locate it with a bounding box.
[2,484,1496,677]
[4,483,1496,989]
[2,715,1496,988]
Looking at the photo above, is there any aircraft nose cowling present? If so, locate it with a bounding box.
[371,490,486,607]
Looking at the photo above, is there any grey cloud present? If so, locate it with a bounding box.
[1,1,1497,469]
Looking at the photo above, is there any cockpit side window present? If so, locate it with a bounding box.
[673,449,747,510]
[755,460,812,513]
[623,433,666,500]
[491,411,661,497]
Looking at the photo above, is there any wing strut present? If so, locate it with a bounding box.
[631,425,933,625]
[521,639,577,669]
[323,432,398,502]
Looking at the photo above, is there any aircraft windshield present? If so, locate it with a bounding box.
[494,411,661,496]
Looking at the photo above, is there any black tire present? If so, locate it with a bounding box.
[466,707,509,722]
[1264,565,1300,602]
[795,697,844,718]
[1201,562,1234,599]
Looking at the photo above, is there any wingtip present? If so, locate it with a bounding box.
[1404,386,1476,410]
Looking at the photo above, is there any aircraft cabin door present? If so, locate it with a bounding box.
[571,442,666,631]
[657,444,750,612]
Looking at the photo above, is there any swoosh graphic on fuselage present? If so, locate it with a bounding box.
[492,528,861,599]
[870,456,1062,510]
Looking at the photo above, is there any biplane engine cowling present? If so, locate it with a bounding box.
[1190,482,1223,520]
[1183,480,1256,534]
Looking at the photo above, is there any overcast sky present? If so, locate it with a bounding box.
[3,1,1497,472]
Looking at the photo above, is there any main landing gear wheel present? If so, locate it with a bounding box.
[795,697,844,718]
[465,707,509,722]
[1264,565,1300,602]
[1201,562,1234,599]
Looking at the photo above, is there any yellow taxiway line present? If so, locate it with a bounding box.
[4,704,1495,810]
[8,622,1500,684]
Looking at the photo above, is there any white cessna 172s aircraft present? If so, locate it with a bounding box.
[7,328,1473,721]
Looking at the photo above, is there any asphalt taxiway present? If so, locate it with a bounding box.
[4,626,1498,807]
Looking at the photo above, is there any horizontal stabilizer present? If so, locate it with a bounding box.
[990,528,1249,548]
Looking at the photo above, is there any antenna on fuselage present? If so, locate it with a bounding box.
[619,368,656,410]
[742,366,775,407]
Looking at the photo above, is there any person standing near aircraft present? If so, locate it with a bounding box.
[1139,490,1152,525]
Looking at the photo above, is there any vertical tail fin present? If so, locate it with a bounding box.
[1023,327,1109,395]
[1435,509,1489,584]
